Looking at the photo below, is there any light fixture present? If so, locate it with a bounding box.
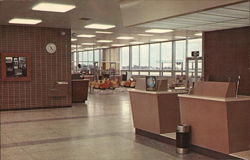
[194,33,202,36]
[77,34,96,38]
[85,23,115,30]
[138,34,153,36]
[8,18,42,25]
[96,31,113,34]
[71,44,81,48]
[112,44,126,47]
[84,47,95,50]
[130,41,144,45]
[175,36,186,39]
[81,43,96,45]
[145,29,173,33]
[100,46,109,49]
[116,36,134,40]
[97,40,113,43]
[32,2,76,13]
[71,38,77,41]
[96,46,109,49]
[150,39,168,42]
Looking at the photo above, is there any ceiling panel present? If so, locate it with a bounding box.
[137,1,249,33]
[201,8,249,18]
[181,13,237,22]
[226,18,250,25]
[224,1,250,11]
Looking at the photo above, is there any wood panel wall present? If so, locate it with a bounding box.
[204,26,250,95]
[0,25,72,110]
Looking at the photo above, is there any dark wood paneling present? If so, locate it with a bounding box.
[204,27,250,95]
[0,25,72,109]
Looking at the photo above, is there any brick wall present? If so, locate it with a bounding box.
[0,25,72,110]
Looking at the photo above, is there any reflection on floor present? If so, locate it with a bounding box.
[230,150,250,160]
[0,91,229,160]
[161,132,176,140]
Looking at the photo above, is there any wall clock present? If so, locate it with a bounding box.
[46,43,57,54]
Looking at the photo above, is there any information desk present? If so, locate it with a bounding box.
[179,82,250,154]
[72,79,89,103]
[129,89,187,134]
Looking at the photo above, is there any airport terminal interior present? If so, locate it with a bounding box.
[0,0,250,159]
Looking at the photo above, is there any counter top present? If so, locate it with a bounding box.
[178,94,250,102]
[129,89,187,95]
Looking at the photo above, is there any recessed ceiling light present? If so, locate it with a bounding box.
[81,43,95,45]
[32,2,76,13]
[194,33,202,36]
[145,29,173,33]
[77,34,96,38]
[175,36,186,39]
[84,47,95,50]
[130,41,144,45]
[138,34,153,36]
[116,36,134,40]
[85,23,115,30]
[96,46,109,49]
[8,18,42,25]
[112,44,126,47]
[97,40,113,43]
[96,31,113,34]
[150,39,168,42]
[71,38,77,41]
[71,44,82,48]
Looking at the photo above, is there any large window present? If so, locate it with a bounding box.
[71,38,203,76]
[131,46,139,70]
[140,44,149,70]
[175,40,186,71]
[161,42,172,70]
[150,43,160,70]
[188,38,202,57]
[94,50,100,62]
[120,47,129,70]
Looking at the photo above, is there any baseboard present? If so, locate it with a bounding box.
[0,105,72,111]
[135,128,243,160]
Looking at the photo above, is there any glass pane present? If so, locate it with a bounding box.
[150,43,160,70]
[132,72,139,75]
[175,40,186,70]
[83,51,88,61]
[100,49,103,62]
[94,50,100,62]
[79,52,83,61]
[140,72,148,76]
[120,47,129,70]
[140,44,149,70]
[163,72,172,76]
[150,72,160,76]
[161,42,172,70]
[88,51,94,62]
[132,46,139,70]
[73,53,77,62]
[188,38,202,57]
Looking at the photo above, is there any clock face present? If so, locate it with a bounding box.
[46,43,56,54]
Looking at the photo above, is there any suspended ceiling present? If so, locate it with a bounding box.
[0,0,249,50]
[138,1,250,31]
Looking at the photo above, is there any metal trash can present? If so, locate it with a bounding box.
[176,124,191,154]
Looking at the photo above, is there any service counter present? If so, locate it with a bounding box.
[72,79,89,103]
[129,89,187,134]
[178,81,250,154]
